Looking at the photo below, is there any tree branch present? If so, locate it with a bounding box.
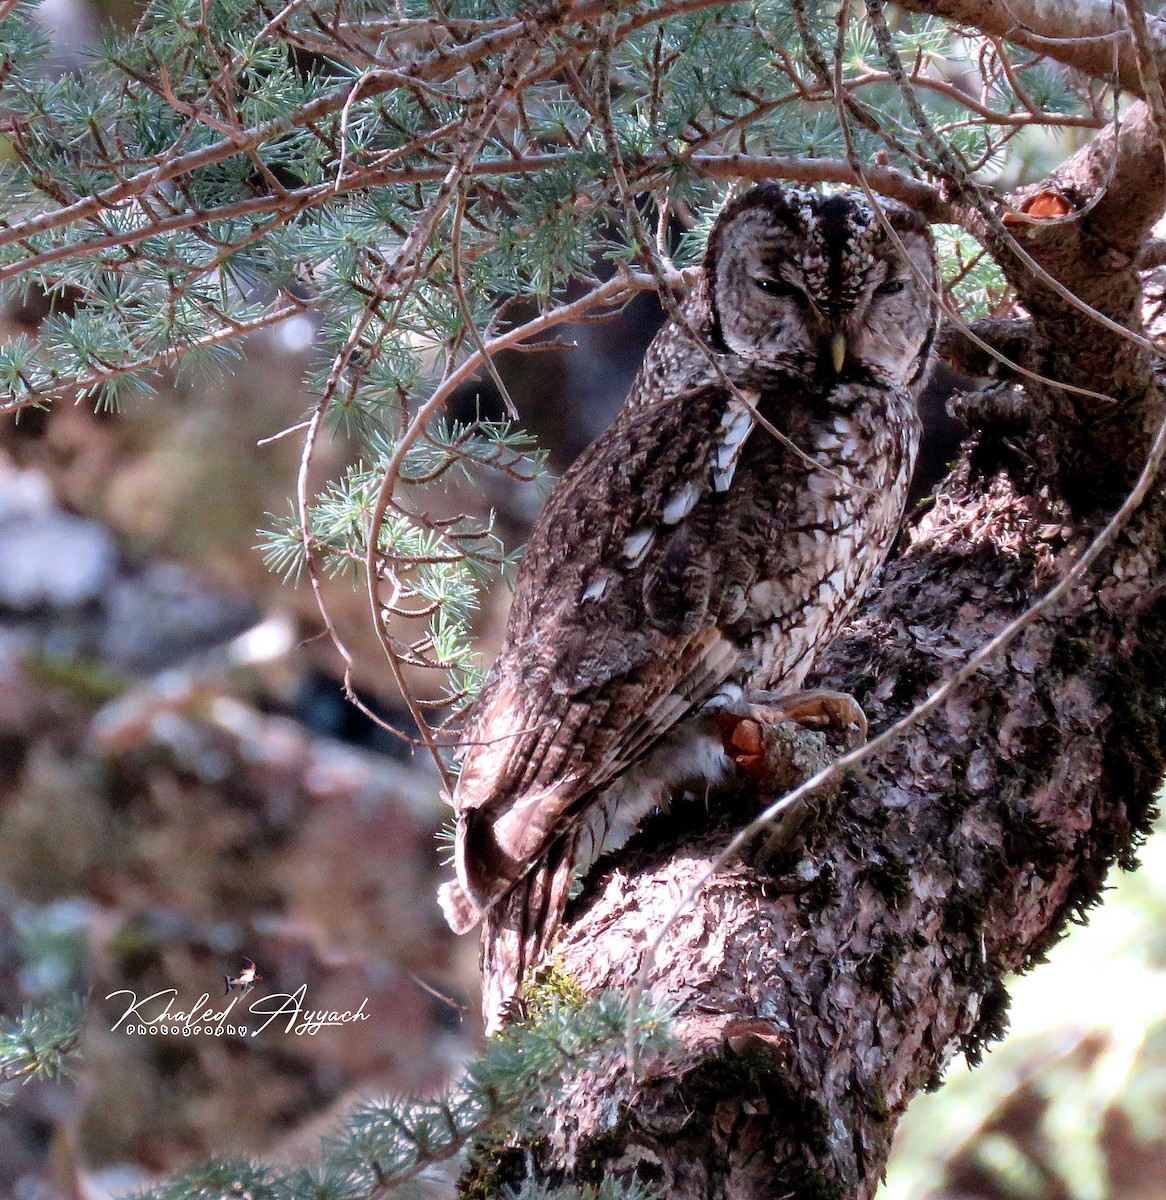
[937,317,1034,380]
[897,0,1166,95]
[535,460,1166,1200]
[948,100,1166,501]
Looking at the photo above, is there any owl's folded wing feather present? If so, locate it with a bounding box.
[441,382,762,930]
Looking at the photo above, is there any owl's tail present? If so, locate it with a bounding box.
[480,831,579,1035]
[437,880,483,935]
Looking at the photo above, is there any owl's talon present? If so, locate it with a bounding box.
[718,712,763,755]
[769,689,868,741]
[718,688,868,774]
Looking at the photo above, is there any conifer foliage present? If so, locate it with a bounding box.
[0,0,1094,761]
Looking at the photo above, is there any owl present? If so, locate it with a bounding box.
[439,185,940,1032]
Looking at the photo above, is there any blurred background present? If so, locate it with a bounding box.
[1,2,1164,1199]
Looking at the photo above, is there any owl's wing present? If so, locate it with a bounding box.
[440,382,763,933]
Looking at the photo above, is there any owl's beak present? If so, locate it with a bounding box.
[829,332,847,374]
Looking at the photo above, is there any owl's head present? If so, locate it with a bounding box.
[705,184,939,391]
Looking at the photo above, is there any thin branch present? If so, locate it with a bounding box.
[690,154,948,218]
[630,394,1166,1061]
[254,0,312,41]
[896,0,1153,96]
[1126,0,1166,164]
[852,64,1105,129]
[0,150,949,289]
[450,187,519,420]
[360,38,549,789]
[624,0,1166,1063]
[293,392,421,751]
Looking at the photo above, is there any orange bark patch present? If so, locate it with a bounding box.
[1002,189,1074,225]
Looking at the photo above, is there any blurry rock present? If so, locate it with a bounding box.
[0,512,117,612]
[0,458,54,522]
[97,563,257,673]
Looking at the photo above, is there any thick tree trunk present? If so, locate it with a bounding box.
[463,102,1166,1200]
[536,472,1166,1199]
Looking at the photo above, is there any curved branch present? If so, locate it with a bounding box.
[898,0,1166,95]
[536,464,1166,1200]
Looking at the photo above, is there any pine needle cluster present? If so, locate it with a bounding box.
[128,993,671,1200]
[0,998,81,1103]
[0,0,1105,756]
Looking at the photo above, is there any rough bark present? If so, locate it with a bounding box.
[462,98,1166,1200]
[955,102,1166,501]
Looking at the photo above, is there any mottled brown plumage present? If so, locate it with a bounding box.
[438,185,940,1031]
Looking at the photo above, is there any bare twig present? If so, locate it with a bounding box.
[450,188,520,420]
[1126,0,1166,164]
[629,396,1166,1062]
[0,149,952,291]
[359,36,550,788]
[625,0,1166,1065]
